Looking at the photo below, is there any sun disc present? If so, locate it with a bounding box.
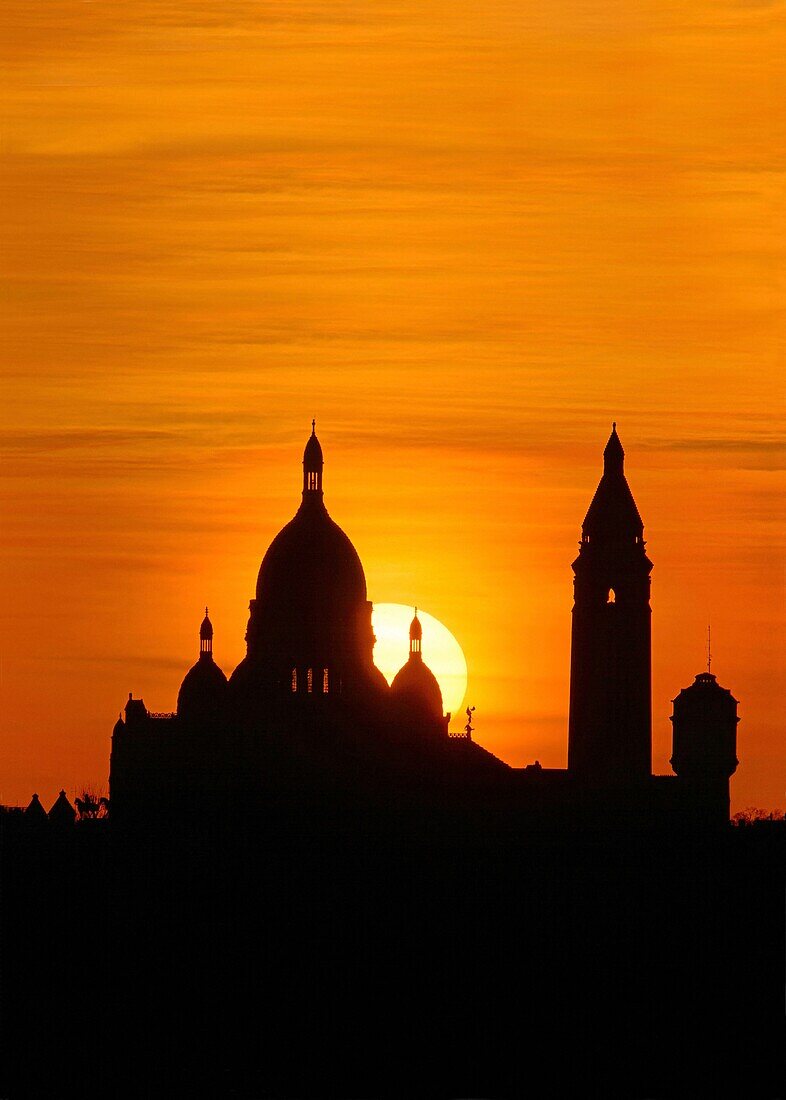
[371,603,468,717]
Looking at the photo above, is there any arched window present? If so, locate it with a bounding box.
[307,668,313,693]
[323,668,329,694]
[607,588,616,604]
[291,668,298,692]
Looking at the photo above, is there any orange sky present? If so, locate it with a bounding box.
[1,1,783,812]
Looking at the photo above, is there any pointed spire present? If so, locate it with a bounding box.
[603,422,625,475]
[580,423,644,546]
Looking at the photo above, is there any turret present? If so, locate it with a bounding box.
[177,608,228,724]
[391,609,445,726]
[671,671,739,825]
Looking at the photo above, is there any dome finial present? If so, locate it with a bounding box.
[311,418,316,434]
[200,607,213,656]
[409,608,423,653]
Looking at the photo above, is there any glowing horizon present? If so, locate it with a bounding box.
[1,1,783,812]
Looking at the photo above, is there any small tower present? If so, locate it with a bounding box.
[302,419,324,502]
[568,425,653,783]
[671,671,739,825]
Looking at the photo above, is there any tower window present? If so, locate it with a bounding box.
[607,588,616,604]
[323,668,329,694]
[307,668,313,693]
[291,668,297,692]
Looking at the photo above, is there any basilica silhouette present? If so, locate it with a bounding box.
[109,423,739,828]
[8,426,784,1100]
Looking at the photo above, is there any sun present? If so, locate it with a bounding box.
[372,603,468,717]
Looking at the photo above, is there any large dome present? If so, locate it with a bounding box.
[256,504,367,611]
[237,425,382,696]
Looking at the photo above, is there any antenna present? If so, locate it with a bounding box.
[707,623,712,674]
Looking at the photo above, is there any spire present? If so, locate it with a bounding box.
[409,608,422,657]
[581,424,643,545]
[302,420,324,502]
[200,607,213,658]
[603,422,625,475]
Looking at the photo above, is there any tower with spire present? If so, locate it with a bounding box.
[568,425,653,783]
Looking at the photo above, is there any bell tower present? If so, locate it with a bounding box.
[568,425,653,783]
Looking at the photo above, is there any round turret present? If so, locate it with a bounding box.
[177,609,228,724]
[391,610,444,722]
[671,672,739,781]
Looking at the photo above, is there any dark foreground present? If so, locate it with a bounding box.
[2,809,784,1098]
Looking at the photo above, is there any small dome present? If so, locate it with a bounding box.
[391,659,443,721]
[200,608,213,641]
[177,656,228,723]
[113,713,125,736]
[673,671,738,709]
[409,611,422,642]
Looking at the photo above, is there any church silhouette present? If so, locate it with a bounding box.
[6,426,784,1100]
[109,423,739,828]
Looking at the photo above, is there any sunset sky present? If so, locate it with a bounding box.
[1,1,783,812]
